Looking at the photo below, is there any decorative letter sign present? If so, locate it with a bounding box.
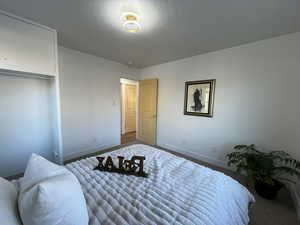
[94,155,148,177]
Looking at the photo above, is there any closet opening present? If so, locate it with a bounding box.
[0,72,62,178]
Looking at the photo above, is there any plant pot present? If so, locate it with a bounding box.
[254,179,283,200]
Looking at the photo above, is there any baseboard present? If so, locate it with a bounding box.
[160,143,229,170]
[286,182,300,220]
[64,143,117,161]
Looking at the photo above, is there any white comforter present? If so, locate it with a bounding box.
[66,144,255,225]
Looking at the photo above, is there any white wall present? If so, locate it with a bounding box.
[0,74,54,177]
[139,32,300,196]
[58,47,137,160]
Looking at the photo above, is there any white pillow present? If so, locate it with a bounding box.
[19,154,89,225]
[0,177,22,225]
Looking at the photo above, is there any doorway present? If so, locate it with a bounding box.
[121,78,138,144]
[120,78,158,145]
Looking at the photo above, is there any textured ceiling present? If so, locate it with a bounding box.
[0,0,300,68]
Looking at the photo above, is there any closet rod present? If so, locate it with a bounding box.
[0,71,52,80]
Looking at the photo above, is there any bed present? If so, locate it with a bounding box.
[65,144,255,225]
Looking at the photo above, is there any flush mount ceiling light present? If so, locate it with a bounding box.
[122,12,141,33]
[102,1,157,34]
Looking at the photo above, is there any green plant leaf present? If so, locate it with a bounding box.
[227,144,300,184]
[273,166,300,178]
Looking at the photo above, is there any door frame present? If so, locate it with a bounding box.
[120,78,139,137]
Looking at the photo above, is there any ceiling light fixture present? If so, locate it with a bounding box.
[122,12,141,33]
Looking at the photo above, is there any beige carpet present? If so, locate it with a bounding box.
[66,142,300,225]
[249,190,298,225]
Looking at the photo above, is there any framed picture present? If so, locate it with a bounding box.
[184,79,216,117]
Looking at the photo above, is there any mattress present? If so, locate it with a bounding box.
[66,144,255,225]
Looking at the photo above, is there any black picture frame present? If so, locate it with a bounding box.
[184,79,216,117]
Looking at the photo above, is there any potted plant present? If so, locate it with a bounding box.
[227,144,300,200]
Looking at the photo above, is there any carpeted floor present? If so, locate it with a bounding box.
[249,190,299,225]
[65,142,300,225]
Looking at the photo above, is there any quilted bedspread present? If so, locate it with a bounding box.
[66,144,255,225]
